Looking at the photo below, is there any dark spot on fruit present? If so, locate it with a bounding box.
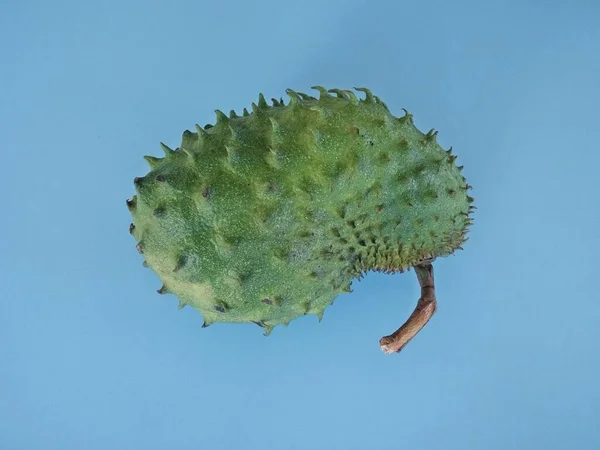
[129,223,135,234]
[262,298,273,305]
[397,172,409,183]
[155,175,165,182]
[153,208,165,217]
[202,186,210,198]
[273,248,288,260]
[239,271,253,283]
[320,248,335,258]
[173,256,186,272]
[215,305,225,313]
[252,320,265,328]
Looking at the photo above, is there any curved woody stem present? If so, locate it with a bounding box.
[380,262,437,354]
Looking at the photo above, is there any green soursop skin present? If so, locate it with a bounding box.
[127,86,473,340]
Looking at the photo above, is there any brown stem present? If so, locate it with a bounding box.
[379,262,437,354]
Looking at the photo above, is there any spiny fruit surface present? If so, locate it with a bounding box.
[127,86,473,336]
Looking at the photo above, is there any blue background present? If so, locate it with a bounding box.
[2,0,599,449]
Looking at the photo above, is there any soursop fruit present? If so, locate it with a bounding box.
[127,86,474,354]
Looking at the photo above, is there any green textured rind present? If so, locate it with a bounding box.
[127,87,474,334]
